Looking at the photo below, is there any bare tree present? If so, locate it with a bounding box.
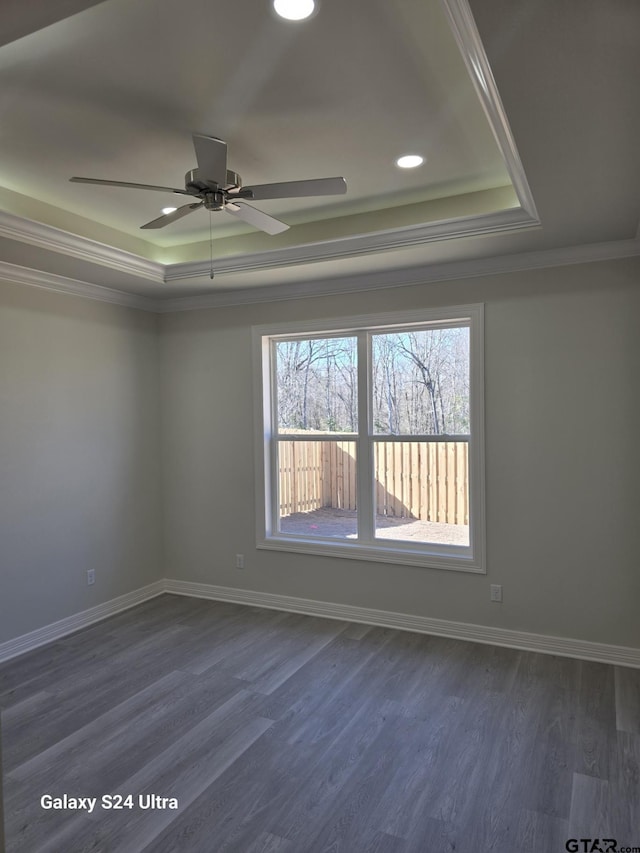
[276,328,469,436]
[372,328,469,435]
[276,337,357,431]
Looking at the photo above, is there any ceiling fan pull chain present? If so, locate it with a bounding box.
[209,210,214,280]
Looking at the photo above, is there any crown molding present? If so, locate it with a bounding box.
[0,210,164,282]
[0,203,538,295]
[441,0,539,223]
[0,261,158,311]
[156,238,640,312]
[3,238,637,314]
[164,206,537,282]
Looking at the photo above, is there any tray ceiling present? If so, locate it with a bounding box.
[0,0,638,300]
[0,0,518,253]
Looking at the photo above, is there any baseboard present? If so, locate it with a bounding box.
[164,579,640,669]
[2,578,638,668]
[0,581,165,664]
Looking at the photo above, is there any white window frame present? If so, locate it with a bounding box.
[253,304,485,573]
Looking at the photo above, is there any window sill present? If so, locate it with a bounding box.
[257,535,485,573]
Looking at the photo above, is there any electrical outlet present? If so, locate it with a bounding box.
[235,554,245,569]
[490,584,502,602]
[87,569,95,586]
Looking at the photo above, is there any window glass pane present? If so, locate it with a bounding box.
[373,440,469,546]
[275,337,357,433]
[372,327,470,435]
[278,440,357,538]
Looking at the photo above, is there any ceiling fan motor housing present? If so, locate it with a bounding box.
[184,168,242,195]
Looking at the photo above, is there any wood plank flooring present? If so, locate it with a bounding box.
[1,594,639,853]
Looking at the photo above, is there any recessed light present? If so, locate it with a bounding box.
[273,0,315,21]
[396,154,425,169]
[162,207,177,215]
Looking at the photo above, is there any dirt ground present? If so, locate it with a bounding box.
[279,506,469,546]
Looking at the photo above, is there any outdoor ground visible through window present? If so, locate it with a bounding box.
[279,507,469,546]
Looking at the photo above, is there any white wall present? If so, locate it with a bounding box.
[0,280,162,644]
[159,257,640,649]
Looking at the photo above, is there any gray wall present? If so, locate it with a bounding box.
[160,257,640,649]
[0,280,162,644]
[2,256,638,651]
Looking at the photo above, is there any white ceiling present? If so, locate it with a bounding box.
[0,0,638,300]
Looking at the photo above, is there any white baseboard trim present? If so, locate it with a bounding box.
[2,578,638,668]
[164,579,640,668]
[0,581,165,664]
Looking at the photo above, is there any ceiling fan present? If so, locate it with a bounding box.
[70,134,347,234]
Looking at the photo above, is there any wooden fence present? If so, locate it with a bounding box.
[278,439,468,526]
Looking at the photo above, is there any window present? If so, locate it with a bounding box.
[254,305,484,572]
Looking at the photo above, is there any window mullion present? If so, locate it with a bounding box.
[356,331,373,543]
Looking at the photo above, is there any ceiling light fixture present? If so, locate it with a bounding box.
[162,206,177,215]
[396,154,425,169]
[273,0,315,21]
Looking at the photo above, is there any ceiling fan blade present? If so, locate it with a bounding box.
[238,176,347,201]
[225,201,289,235]
[192,134,228,186]
[70,176,192,195]
[140,202,203,230]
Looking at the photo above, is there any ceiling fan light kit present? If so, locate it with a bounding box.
[70,134,347,235]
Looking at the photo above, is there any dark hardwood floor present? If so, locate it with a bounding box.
[1,594,639,853]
